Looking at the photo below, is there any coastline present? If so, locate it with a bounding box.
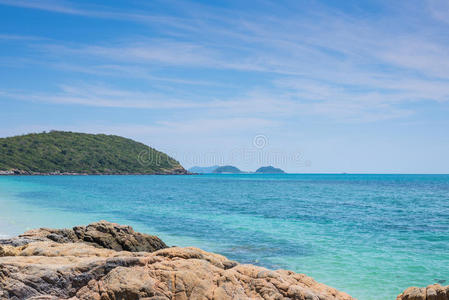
[0,221,446,300]
[0,221,356,300]
[0,170,193,176]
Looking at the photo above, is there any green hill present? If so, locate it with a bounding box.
[255,166,285,174]
[0,131,187,175]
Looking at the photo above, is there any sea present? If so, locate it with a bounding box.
[0,174,448,299]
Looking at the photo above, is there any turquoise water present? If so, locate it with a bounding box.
[0,174,448,299]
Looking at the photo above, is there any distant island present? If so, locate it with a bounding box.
[188,165,286,174]
[213,165,243,174]
[255,166,285,174]
[188,165,219,174]
[0,131,187,175]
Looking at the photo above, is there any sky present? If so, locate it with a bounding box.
[1,0,449,173]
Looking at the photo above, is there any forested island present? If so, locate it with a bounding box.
[255,166,285,174]
[0,131,187,175]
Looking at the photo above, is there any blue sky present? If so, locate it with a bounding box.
[1,0,449,173]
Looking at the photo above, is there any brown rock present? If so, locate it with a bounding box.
[397,284,449,300]
[11,220,168,252]
[0,222,354,300]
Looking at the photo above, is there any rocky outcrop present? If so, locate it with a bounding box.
[3,221,167,252]
[397,284,449,300]
[0,221,354,300]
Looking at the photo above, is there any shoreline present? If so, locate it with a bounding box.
[0,221,445,300]
[0,221,356,300]
[0,170,193,176]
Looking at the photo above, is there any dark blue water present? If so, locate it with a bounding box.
[0,174,448,299]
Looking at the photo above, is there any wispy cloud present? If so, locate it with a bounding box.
[41,41,221,68]
[2,84,206,109]
[2,0,449,123]
[0,81,414,124]
[52,63,219,86]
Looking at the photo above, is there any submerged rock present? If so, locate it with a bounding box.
[0,221,354,300]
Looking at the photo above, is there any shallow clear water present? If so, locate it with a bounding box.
[0,174,448,299]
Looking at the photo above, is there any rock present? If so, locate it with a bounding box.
[2,221,167,252]
[0,170,14,175]
[397,284,449,300]
[0,222,354,300]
